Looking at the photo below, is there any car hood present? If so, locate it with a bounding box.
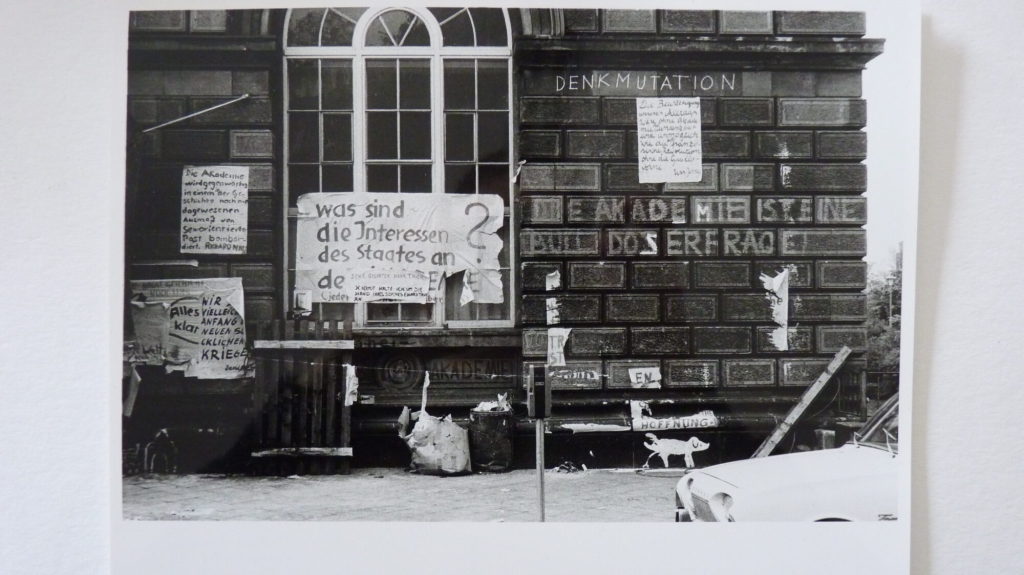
[697,444,894,491]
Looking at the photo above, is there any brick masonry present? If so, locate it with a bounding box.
[517,9,875,392]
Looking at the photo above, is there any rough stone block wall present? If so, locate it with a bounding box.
[126,11,279,322]
[517,9,871,394]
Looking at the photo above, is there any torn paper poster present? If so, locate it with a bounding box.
[129,278,252,379]
[760,268,791,351]
[545,297,560,325]
[510,159,527,183]
[631,400,720,432]
[636,97,703,183]
[546,328,571,367]
[180,165,248,254]
[545,269,561,291]
[642,433,710,468]
[460,268,504,306]
[295,192,505,303]
[628,366,662,389]
[344,364,359,407]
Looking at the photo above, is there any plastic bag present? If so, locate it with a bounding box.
[397,372,472,475]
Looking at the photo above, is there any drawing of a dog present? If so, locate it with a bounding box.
[642,433,709,468]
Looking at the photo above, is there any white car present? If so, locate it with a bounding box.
[675,393,899,522]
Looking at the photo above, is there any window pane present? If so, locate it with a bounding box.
[367,164,398,192]
[440,9,475,46]
[445,114,474,161]
[478,164,509,199]
[288,164,319,204]
[288,112,319,162]
[444,60,475,110]
[323,113,352,161]
[366,60,396,109]
[477,112,509,162]
[288,60,318,110]
[321,9,356,46]
[364,19,395,47]
[401,165,432,193]
[474,270,511,319]
[322,164,353,192]
[381,10,416,44]
[477,61,508,110]
[402,19,430,47]
[367,303,400,321]
[445,164,475,194]
[321,60,352,110]
[428,8,461,24]
[400,303,432,321]
[366,112,397,159]
[470,9,508,47]
[287,8,323,46]
[399,112,431,159]
[399,60,431,110]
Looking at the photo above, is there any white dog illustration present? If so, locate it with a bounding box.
[642,433,709,468]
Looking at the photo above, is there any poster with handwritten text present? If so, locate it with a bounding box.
[180,165,249,254]
[636,97,703,183]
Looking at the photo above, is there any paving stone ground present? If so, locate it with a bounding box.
[122,467,684,522]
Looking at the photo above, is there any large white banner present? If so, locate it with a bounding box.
[295,192,505,303]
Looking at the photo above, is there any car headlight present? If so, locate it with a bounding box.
[710,493,735,522]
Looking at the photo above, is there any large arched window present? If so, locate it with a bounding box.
[284,7,513,327]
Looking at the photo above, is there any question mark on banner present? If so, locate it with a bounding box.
[465,202,490,263]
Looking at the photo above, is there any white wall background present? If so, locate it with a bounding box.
[1,0,1022,573]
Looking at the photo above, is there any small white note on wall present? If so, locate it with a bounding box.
[636,97,703,183]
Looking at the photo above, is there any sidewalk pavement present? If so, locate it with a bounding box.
[122,467,684,521]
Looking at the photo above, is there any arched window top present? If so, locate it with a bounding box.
[285,7,509,50]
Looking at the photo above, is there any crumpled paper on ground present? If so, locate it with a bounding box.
[397,372,472,475]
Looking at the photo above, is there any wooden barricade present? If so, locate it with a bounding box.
[249,319,354,475]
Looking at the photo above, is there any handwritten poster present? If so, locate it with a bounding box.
[180,165,249,254]
[636,97,703,183]
[295,192,505,303]
[128,278,253,379]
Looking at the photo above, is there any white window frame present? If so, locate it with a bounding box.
[283,7,515,329]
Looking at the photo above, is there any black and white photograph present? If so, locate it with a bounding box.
[117,3,916,533]
[15,0,1024,573]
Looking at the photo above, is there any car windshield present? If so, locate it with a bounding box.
[855,394,898,452]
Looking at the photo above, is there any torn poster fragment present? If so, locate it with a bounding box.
[344,364,359,407]
[128,278,252,379]
[628,366,662,389]
[295,192,504,303]
[545,269,561,291]
[636,97,703,183]
[180,165,248,254]
[642,433,710,468]
[630,400,720,431]
[545,297,560,325]
[546,327,571,367]
[760,268,791,351]
[460,268,503,306]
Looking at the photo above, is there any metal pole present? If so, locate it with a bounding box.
[536,418,545,522]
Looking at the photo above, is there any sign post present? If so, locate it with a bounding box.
[528,365,551,522]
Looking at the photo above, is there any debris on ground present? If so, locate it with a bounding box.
[472,393,511,412]
[553,460,583,473]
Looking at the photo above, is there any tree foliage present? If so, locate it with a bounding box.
[866,244,902,373]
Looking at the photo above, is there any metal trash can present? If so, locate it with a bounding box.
[468,409,514,472]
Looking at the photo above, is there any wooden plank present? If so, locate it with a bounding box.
[324,350,338,447]
[252,322,268,452]
[253,340,355,350]
[251,447,353,458]
[339,350,353,474]
[752,345,852,458]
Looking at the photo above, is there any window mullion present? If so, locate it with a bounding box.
[353,54,366,193]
